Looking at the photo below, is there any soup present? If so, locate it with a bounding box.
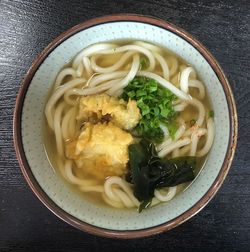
[44,40,215,212]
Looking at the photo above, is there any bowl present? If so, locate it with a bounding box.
[13,14,237,238]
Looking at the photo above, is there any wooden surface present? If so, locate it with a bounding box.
[0,0,249,251]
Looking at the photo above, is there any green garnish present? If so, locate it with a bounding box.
[126,140,196,212]
[167,121,178,139]
[208,110,214,118]
[139,57,148,70]
[190,119,196,126]
[121,77,177,143]
[138,198,152,213]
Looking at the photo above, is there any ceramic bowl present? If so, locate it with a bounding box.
[13,14,237,238]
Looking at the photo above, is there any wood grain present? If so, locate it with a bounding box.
[0,0,249,251]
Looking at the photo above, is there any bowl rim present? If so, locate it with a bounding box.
[13,14,238,239]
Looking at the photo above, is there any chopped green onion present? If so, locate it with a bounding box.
[121,77,177,143]
[139,57,148,70]
[167,122,178,139]
[190,119,196,126]
[209,110,214,118]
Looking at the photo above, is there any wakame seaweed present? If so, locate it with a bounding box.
[126,140,196,211]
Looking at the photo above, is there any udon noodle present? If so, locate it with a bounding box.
[44,40,215,210]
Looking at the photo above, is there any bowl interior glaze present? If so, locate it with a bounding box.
[14,15,237,238]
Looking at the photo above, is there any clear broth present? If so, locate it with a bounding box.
[43,40,213,209]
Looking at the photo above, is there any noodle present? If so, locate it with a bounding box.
[44,40,215,211]
[54,67,77,90]
[90,51,134,74]
[154,186,177,202]
[137,71,190,100]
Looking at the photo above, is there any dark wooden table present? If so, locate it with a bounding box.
[1,0,249,251]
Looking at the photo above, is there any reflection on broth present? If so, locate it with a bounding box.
[44,40,215,212]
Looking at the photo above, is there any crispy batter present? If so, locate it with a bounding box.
[66,122,133,179]
[78,93,141,130]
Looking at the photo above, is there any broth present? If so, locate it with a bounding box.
[43,40,215,211]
